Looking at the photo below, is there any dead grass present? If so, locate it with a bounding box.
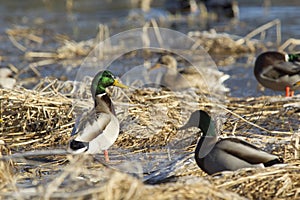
[0,78,299,199]
[2,17,300,199]
[0,85,74,151]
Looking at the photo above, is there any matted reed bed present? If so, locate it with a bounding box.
[0,79,299,199]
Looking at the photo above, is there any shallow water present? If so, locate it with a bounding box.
[1,1,299,193]
[1,0,300,97]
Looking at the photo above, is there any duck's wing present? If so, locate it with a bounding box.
[201,147,263,175]
[199,138,283,174]
[259,64,289,81]
[71,109,110,142]
[71,109,95,136]
[216,138,282,165]
[179,65,230,83]
[178,66,198,74]
[272,61,300,75]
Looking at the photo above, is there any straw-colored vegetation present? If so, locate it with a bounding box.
[8,20,279,80]
[1,77,299,199]
[1,18,300,199]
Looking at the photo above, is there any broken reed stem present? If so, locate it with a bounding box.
[6,27,43,52]
[150,19,164,48]
[279,38,300,51]
[200,102,293,135]
[96,24,110,59]
[294,133,300,159]
[236,19,281,46]
[25,52,57,59]
[7,35,27,52]
[0,149,68,161]
[217,169,287,188]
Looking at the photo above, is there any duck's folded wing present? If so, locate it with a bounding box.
[178,66,198,74]
[217,138,281,165]
[71,109,95,136]
[202,148,263,174]
[71,110,111,142]
[272,61,300,75]
[71,118,81,136]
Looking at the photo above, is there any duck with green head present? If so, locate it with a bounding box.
[254,51,300,96]
[69,70,128,161]
[180,110,283,175]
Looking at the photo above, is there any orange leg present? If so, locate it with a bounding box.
[290,90,294,97]
[103,150,109,162]
[285,86,290,97]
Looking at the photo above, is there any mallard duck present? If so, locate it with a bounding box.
[0,68,16,89]
[254,51,300,97]
[164,0,199,15]
[203,0,239,19]
[180,110,283,175]
[68,70,128,161]
[149,55,230,94]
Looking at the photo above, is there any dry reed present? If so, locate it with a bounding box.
[2,17,300,200]
[0,78,299,199]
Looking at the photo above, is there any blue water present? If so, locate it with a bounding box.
[0,0,299,97]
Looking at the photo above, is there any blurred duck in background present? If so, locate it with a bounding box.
[0,68,16,89]
[164,0,239,19]
[254,51,300,97]
[201,0,239,19]
[164,0,199,15]
[149,55,230,95]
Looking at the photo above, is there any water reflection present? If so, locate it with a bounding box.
[1,0,300,97]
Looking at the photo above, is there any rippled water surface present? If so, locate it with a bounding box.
[1,0,300,97]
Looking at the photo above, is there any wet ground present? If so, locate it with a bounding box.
[0,0,300,97]
[1,2,300,198]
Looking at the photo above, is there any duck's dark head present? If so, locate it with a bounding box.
[91,70,128,99]
[179,110,217,137]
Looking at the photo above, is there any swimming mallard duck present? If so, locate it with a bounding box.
[150,55,230,94]
[164,0,199,15]
[203,0,239,19]
[69,70,128,161]
[180,110,283,175]
[254,51,300,96]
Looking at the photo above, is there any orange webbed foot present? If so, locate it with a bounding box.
[104,150,109,162]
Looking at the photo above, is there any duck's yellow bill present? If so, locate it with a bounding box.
[113,79,128,89]
[148,63,161,71]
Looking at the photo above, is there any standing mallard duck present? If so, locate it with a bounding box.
[180,110,283,175]
[254,51,300,96]
[150,55,230,94]
[69,70,128,161]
